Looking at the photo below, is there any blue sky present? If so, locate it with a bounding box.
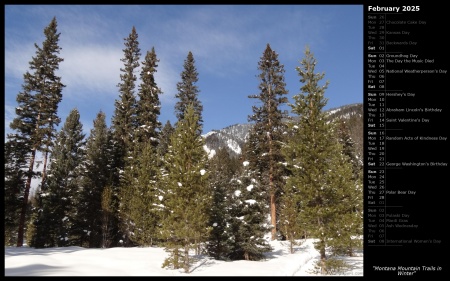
[5,4,363,138]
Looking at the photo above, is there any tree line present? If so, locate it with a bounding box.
[4,17,362,273]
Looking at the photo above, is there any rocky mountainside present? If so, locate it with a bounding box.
[202,103,363,159]
[202,123,252,158]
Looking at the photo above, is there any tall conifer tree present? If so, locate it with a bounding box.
[8,17,65,246]
[247,43,289,240]
[110,26,140,183]
[206,147,240,260]
[118,140,160,247]
[135,47,162,148]
[112,26,140,151]
[77,111,112,248]
[118,46,162,246]
[174,51,203,135]
[159,104,211,273]
[156,120,175,166]
[31,108,85,248]
[226,159,272,260]
[281,46,361,270]
[110,26,141,245]
[4,139,28,246]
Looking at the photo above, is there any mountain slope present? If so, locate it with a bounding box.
[202,103,363,159]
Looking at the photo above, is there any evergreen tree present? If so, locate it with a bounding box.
[156,120,175,166]
[110,26,141,246]
[206,147,240,260]
[37,17,65,188]
[132,141,161,247]
[281,46,361,271]
[159,104,211,273]
[135,47,162,148]
[335,119,363,182]
[77,111,112,248]
[4,139,28,246]
[110,25,140,186]
[117,47,163,246]
[31,108,85,248]
[247,43,289,240]
[174,51,203,135]
[8,17,65,246]
[331,120,363,256]
[118,141,160,247]
[278,128,304,253]
[111,26,140,153]
[100,185,114,248]
[226,159,272,261]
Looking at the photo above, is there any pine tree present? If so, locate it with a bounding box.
[331,119,363,256]
[100,185,114,248]
[226,159,272,261]
[159,104,211,273]
[31,108,85,248]
[77,111,113,248]
[247,43,289,240]
[135,47,162,148]
[156,120,174,166]
[8,17,65,247]
[278,133,303,253]
[118,140,160,247]
[110,26,141,246]
[112,26,140,152]
[36,17,65,188]
[133,141,161,246]
[281,46,361,271]
[174,51,203,135]
[4,139,28,246]
[115,47,163,246]
[206,147,240,260]
[336,119,363,182]
[110,25,140,183]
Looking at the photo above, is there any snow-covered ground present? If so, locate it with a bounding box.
[5,237,363,276]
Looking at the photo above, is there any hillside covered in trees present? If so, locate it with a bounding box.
[4,17,362,273]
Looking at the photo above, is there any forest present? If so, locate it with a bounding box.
[4,17,363,273]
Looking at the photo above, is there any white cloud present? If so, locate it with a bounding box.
[59,44,122,100]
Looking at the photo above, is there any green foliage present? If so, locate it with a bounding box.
[117,45,164,247]
[110,25,141,177]
[110,26,142,246]
[281,46,362,264]
[278,158,304,253]
[32,108,85,248]
[226,160,272,261]
[112,25,140,150]
[119,141,160,247]
[4,139,28,246]
[77,111,113,248]
[174,51,203,134]
[101,186,114,248]
[206,147,239,260]
[156,120,175,166]
[8,16,65,246]
[247,43,289,240]
[135,46,162,147]
[159,104,211,272]
[335,119,363,182]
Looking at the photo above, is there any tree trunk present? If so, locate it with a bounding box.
[184,245,190,273]
[270,191,276,240]
[17,149,36,247]
[41,149,49,186]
